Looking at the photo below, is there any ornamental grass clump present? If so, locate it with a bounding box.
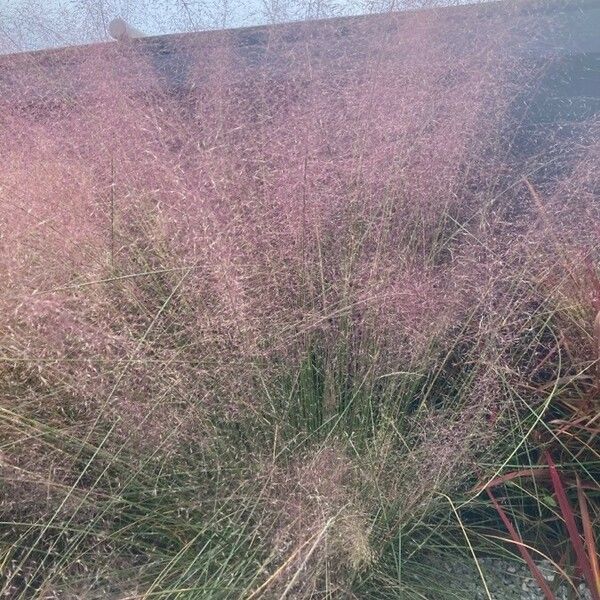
[0,2,598,598]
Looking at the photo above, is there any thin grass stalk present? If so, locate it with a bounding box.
[486,488,557,600]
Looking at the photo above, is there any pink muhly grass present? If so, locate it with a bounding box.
[0,1,598,597]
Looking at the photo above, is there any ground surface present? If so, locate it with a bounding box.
[441,558,592,600]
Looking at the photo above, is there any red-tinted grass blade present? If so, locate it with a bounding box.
[486,488,556,600]
[544,452,599,600]
[577,475,600,598]
[473,468,548,492]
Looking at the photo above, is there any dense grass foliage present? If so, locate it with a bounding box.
[0,2,598,598]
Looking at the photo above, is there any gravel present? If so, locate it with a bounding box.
[435,557,592,600]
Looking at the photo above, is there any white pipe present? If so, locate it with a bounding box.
[108,18,145,41]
